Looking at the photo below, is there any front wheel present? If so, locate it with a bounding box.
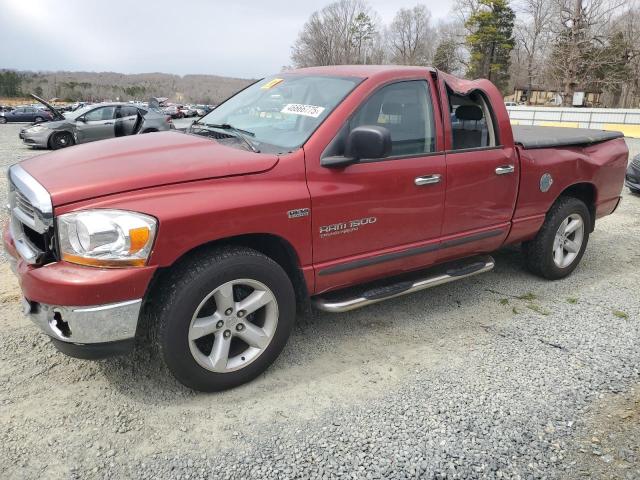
[0,117,7,124]
[522,197,590,280]
[152,247,296,391]
[50,131,74,150]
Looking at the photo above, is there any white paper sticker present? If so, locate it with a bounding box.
[281,103,325,118]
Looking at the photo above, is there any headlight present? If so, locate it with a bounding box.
[26,125,46,133]
[57,209,157,267]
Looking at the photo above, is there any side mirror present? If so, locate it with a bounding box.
[321,125,392,168]
[78,116,86,122]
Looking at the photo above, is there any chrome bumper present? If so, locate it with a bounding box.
[24,298,142,344]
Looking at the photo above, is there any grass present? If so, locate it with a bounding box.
[613,310,629,320]
[526,303,550,316]
[567,297,578,304]
[517,292,537,301]
[512,306,520,314]
[499,298,509,306]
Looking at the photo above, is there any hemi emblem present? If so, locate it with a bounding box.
[287,208,310,219]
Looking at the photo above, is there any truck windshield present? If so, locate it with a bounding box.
[196,75,361,153]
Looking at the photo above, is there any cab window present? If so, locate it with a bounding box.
[448,91,498,150]
[349,81,435,156]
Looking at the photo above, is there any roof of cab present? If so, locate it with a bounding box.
[289,65,436,79]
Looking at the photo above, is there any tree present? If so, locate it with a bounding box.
[513,0,553,103]
[433,38,460,72]
[387,5,434,65]
[350,12,376,64]
[465,0,516,92]
[291,0,381,67]
[548,0,626,106]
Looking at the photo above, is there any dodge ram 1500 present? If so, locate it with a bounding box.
[3,66,628,391]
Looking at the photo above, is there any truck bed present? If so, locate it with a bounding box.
[512,125,624,149]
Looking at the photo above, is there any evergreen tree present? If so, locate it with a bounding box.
[433,38,459,73]
[465,0,515,92]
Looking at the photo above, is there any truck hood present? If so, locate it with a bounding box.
[20,131,279,206]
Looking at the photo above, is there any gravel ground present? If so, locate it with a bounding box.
[0,123,639,479]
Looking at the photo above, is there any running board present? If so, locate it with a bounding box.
[312,255,495,313]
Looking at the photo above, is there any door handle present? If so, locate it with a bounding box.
[495,165,515,175]
[104,122,114,125]
[414,174,442,186]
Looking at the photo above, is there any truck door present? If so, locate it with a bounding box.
[438,88,519,263]
[306,78,447,293]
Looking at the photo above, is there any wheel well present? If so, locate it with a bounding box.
[558,183,596,231]
[156,234,310,315]
[141,128,158,133]
[48,130,73,147]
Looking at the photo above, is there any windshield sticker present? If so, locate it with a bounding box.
[281,104,326,118]
[261,78,284,89]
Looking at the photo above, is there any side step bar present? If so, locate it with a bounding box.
[312,255,495,313]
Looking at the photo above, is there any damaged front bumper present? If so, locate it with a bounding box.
[23,298,142,359]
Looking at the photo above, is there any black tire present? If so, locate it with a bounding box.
[140,128,158,134]
[630,187,640,196]
[34,116,44,123]
[151,247,296,391]
[522,196,591,280]
[50,131,74,150]
[0,117,6,124]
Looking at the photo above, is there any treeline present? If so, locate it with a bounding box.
[290,0,640,108]
[0,70,253,104]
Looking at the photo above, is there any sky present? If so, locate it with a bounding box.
[0,0,455,79]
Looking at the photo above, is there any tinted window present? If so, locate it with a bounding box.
[85,106,116,121]
[448,91,497,150]
[118,106,139,117]
[349,81,435,156]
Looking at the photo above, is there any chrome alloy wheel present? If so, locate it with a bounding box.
[552,213,584,268]
[188,279,279,373]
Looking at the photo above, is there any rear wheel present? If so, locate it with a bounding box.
[50,131,74,150]
[152,247,296,391]
[0,117,7,124]
[522,197,590,280]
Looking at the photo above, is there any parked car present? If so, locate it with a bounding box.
[163,105,184,119]
[180,105,198,117]
[195,104,213,116]
[504,101,517,107]
[0,105,14,113]
[19,94,173,149]
[3,66,628,392]
[0,105,54,123]
[626,154,640,194]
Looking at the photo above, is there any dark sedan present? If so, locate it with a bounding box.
[626,154,640,194]
[0,106,53,123]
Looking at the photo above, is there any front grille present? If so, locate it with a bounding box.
[8,165,54,265]
[14,189,36,222]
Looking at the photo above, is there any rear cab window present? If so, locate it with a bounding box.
[447,90,498,150]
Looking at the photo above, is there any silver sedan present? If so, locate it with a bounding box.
[20,100,174,149]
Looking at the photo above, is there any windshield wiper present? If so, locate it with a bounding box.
[197,122,259,153]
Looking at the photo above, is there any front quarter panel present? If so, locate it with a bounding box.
[53,149,313,282]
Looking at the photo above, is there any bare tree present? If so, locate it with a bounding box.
[513,0,554,103]
[291,0,381,67]
[387,5,434,65]
[548,0,627,105]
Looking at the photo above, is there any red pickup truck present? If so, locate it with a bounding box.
[4,66,628,391]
